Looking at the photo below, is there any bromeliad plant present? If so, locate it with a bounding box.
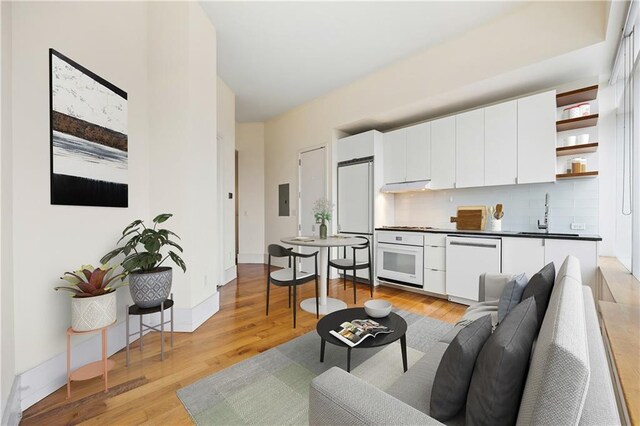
[55,264,127,297]
[100,213,187,274]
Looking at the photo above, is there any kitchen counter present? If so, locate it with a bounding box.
[375,227,602,242]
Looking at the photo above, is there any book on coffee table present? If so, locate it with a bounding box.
[329,319,393,347]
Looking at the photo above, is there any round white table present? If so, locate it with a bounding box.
[280,235,364,315]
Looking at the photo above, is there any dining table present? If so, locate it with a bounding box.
[280,235,365,315]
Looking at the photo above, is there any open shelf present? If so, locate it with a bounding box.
[556,85,598,107]
[556,142,599,156]
[556,114,599,132]
[556,171,599,180]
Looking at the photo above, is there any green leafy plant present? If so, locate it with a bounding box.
[313,198,334,223]
[100,213,187,274]
[54,264,126,298]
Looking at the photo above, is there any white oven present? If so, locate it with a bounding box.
[376,232,424,288]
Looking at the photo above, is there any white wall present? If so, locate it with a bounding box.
[236,123,265,263]
[217,77,237,280]
[263,1,609,251]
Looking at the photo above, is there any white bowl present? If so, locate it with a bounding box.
[364,300,392,318]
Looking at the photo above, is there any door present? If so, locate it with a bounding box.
[517,91,556,184]
[456,109,485,188]
[383,128,406,184]
[431,116,456,189]
[485,100,518,186]
[299,146,327,271]
[502,237,545,278]
[446,236,501,303]
[405,122,431,181]
[337,161,372,234]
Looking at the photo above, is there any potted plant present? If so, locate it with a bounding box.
[100,213,186,308]
[55,264,127,332]
[313,198,334,239]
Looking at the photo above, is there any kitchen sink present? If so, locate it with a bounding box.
[517,232,580,237]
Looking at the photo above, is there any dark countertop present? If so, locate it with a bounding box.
[375,227,602,242]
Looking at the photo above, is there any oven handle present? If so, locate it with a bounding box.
[377,242,423,252]
[449,241,498,249]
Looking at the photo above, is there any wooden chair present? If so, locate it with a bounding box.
[266,244,319,328]
[327,236,373,303]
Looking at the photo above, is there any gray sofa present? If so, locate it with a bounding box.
[309,256,620,425]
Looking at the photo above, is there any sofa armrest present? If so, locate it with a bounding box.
[309,367,443,426]
[479,273,514,301]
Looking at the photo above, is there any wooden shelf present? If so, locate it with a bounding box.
[556,142,599,156]
[556,171,599,179]
[556,114,599,132]
[556,85,598,107]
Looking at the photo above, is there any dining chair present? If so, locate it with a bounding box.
[266,244,319,328]
[327,236,373,304]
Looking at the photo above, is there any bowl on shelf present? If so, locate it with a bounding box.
[364,300,393,318]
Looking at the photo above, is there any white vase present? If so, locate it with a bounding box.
[71,291,117,332]
[490,218,502,232]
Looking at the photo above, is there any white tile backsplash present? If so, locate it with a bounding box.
[393,180,599,234]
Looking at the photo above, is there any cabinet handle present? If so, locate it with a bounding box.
[450,241,497,249]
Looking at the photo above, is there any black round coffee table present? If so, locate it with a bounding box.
[316,307,408,373]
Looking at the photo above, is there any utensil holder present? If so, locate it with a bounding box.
[490,218,502,231]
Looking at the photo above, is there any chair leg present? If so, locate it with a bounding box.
[293,283,297,328]
[288,285,291,308]
[343,269,346,290]
[369,265,374,298]
[266,276,270,316]
[353,268,357,304]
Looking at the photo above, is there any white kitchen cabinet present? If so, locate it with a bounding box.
[502,237,545,278]
[424,268,446,295]
[383,128,407,184]
[405,122,431,182]
[517,91,557,184]
[425,245,446,270]
[431,116,457,189]
[456,109,485,188]
[485,100,518,186]
[337,130,378,162]
[544,239,598,295]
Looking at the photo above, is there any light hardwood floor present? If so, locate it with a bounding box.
[22,264,466,425]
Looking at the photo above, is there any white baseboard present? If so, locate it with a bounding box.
[1,376,21,425]
[16,291,220,411]
[223,265,237,284]
[237,253,265,264]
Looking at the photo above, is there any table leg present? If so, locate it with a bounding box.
[320,339,326,362]
[319,246,328,306]
[102,328,108,393]
[400,334,408,373]
[300,246,347,315]
[66,332,71,399]
[347,347,352,373]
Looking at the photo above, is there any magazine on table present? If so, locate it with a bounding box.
[329,319,393,347]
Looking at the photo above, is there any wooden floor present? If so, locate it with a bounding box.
[22,264,466,425]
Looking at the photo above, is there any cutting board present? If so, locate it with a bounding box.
[450,206,487,230]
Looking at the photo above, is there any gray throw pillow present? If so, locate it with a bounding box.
[466,297,538,426]
[430,315,492,421]
[497,273,528,323]
[521,262,555,331]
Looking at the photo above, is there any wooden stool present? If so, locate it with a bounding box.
[125,295,174,367]
[66,321,116,398]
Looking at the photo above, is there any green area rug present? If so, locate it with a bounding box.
[177,309,452,425]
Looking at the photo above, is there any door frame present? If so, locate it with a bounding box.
[297,144,329,236]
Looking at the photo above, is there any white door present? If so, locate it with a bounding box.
[502,237,545,278]
[338,162,371,234]
[517,91,556,184]
[456,109,485,188]
[405,122,431,181]
[299,147,326,272]
[383,128,407,184]
[431,116,456,189]
[485,100,518,186]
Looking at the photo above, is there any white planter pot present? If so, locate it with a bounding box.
[71,291,117,332]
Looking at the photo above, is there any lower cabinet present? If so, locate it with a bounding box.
[502,237,545,278]
[544,239,598,294]
[424,268,446,294]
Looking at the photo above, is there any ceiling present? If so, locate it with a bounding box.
[202,1,525,122]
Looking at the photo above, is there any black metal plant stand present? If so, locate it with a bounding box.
[125,294,174,367]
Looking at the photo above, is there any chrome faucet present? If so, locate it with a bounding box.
[538,193,550,232]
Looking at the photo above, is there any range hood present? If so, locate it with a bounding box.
[380,180,432,193]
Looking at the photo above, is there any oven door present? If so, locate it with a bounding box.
[376,242,424,287]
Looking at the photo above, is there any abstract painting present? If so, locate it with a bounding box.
[49,49,128,207]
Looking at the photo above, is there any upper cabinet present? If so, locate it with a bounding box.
[517,91,557,184]
[337,130,378,162]
[431,116,457,189]
[456,109,485,188]
[383,128,407,184]
[405,122,431,182]
[485,100,518,186]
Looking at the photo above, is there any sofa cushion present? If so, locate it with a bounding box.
[387,341,448,415]
[516,256,590,426]
[430,315,492,421]
[498,273,528,323]
[521,262,555,331]
[466,297,538,426]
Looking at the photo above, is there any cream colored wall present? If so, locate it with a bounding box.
[236,123,265,262]
[217,77,237,277]
[264,1,608,248]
